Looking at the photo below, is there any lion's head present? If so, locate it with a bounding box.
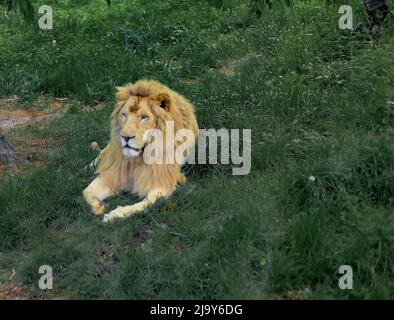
[110,80,176,159]
[95,80,198,196]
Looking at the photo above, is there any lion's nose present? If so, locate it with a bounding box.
[122,135,135,143]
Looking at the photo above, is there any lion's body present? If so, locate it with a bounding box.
[83,80,198,222]
[96,146,186,197]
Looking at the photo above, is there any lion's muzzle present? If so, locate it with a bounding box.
[121,135,143,158]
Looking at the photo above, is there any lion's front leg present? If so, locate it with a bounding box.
[83,176,114,215]
[103,188,174,223]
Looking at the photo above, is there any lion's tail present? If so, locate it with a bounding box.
[82,141,105,171]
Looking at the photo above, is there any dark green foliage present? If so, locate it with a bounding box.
[2,0,34,21]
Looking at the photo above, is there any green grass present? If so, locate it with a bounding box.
[0,0,393,299]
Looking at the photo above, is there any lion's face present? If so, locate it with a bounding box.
[115,96,159,158]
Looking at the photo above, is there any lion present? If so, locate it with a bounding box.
[83,80,199,223]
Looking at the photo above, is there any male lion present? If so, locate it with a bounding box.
[83,80,199,223]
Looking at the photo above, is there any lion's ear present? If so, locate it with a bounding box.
[156,93,171,111]
[115,86,130,102]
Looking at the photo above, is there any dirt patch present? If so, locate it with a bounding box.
[95,247,120,277]
[217,65,235,76]
[0,133,64,179]
[179,78,199,85]
[276,288,312,300]
[0,279,66,300]
[0,94,89,132]
[82,99,107,111]
[134,226,154,248]
[0,102,63,132]
[19,137,60,163]
[0,95,18,105]
[0,281,30,300]
[0,268,29,300]
[0,95,72,178]
[133,221,168,250]
[0,113,59,132]
[0,163,5,176]
[216,59,241,77]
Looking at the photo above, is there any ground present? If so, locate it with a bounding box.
[0,0,393,299]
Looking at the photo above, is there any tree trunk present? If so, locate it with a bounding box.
[0,134,20,166]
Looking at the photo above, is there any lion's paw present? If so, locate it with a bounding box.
[91,202,106,216]
[102,205,140,223]
[102,213,113,223]
[102,207,126,223]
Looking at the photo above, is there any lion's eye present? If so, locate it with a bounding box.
[140,115,149,122]
[120,113,127,120]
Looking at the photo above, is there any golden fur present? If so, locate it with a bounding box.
[83,80,198,222]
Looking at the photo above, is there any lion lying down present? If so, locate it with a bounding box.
[83,80,199,223]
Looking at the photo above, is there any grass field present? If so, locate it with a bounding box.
[0,0,393,299]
